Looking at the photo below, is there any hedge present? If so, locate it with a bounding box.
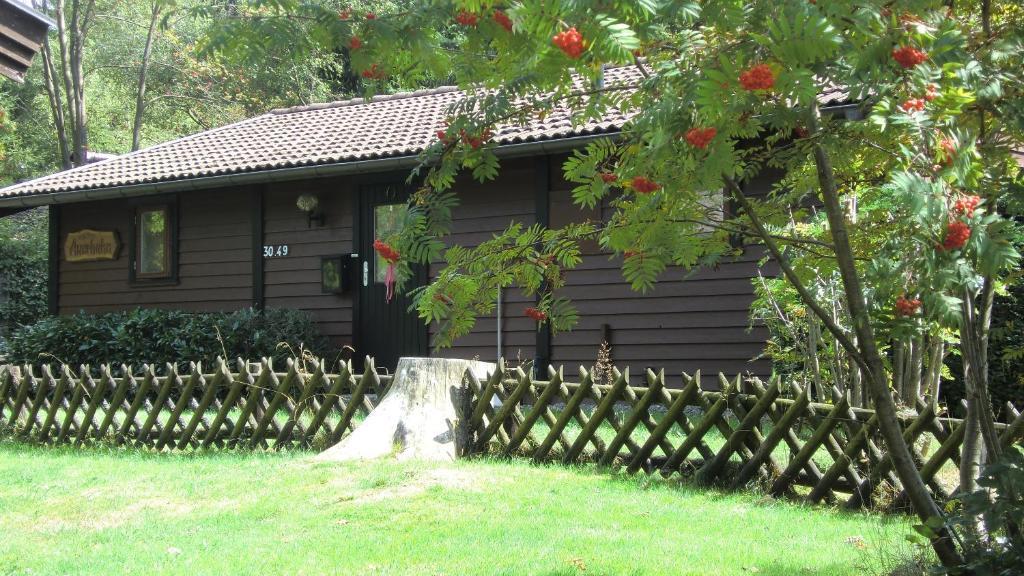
[946,282,1024,414]
[0,208,48,336]
[4,307,331,370]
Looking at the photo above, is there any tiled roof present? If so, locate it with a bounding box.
[0,67,642,202]
[0,65,855,204]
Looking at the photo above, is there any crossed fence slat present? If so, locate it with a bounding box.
[96,366,131,440]
[178,361,228,450]
[304,362,352,447]
[600,369,664,467]
[7,367,34,426]
[2,356,1021,512]
[531,367,591,462]
[505,368,562,456]
[696,378,780,485]
[626,372,701,473]
[0,356,381,452]
[20,367,49,438]
[844,401,935,508]
[661,374,737,476]
[37,366,68,443]
[731,383,810,489]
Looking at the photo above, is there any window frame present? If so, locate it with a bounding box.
[130,199,178,283]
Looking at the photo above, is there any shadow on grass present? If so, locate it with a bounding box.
[490,560,862,576]
[0,435,911,526]
[0,436,298,463]
[471,454,911,525]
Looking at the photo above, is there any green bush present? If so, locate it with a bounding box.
[924,447,1024,575]
[5,307,331,370]
[945,281,1024,414]
[0,208,48,336]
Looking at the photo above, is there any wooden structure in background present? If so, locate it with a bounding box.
[0,0,53,83]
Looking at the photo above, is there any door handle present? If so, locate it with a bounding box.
[363,260,369,287]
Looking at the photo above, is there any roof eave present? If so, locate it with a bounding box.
[0,101,863,210]
[4,0,56,28]
[0,132,617,209]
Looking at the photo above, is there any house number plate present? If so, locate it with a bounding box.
[263,245,289,257]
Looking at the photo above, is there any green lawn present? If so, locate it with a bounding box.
[0,441,912,576]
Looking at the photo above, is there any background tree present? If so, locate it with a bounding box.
[0,0,389,341]
[0,209,48,343]
[0,0,364,181]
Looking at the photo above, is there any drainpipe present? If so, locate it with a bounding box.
[496,287,503,362]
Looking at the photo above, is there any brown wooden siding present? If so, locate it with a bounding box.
[262,178,355,347]
[546,156,773,382]
[430,159,538,366]
[53,154,779,378]
[58,187,255,314]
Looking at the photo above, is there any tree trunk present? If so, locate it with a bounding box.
[894,339,906,404]
[960,398,983,493]
[315,357,496,462]
[959,283,1002,492]
[48,0,93,167]
[69,4,88,166]
[807,128,963,568]
[729,166,962,566]
[131,3,160,151]
[808,311,823,401]
[53,0,77,146]
[908,335,924,405]
[39,40,71,169]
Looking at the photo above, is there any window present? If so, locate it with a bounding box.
[697,188,725,233]
[373,203,406,283]
[133,205,174,280]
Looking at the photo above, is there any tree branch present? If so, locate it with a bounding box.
[722,175,871,376]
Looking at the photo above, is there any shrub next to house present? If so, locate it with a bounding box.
[5,308,330,369]
[0,209,48,337]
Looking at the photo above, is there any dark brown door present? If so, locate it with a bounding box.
[356,183,428,369]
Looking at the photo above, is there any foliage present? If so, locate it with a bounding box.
[203,0,1023,564]
[0,1,401,356]
[0,209,49,336]
[987,282,1024,409]
[0,0,368,186]
[204,0,1023,347]
[4,307,330,369]
[193,0,445,96]
[946,280,1024,412]
[751,271,850,389]
[912,447,1024,575]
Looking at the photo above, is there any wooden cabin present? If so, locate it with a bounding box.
[0,68,859,379]
[0,0,53,83]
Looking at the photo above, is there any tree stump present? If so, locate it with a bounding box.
[314,357,496,462]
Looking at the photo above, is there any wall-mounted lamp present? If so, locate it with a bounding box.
[296,193,325,227]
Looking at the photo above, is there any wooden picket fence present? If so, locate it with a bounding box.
[2,356,1023,510]
[465,363,1024,510]
[0,357,391,451]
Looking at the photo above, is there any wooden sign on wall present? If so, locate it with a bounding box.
[64,229,120,262]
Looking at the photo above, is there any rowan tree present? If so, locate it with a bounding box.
[207,1,1024,568]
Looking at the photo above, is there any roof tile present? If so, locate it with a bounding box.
[0,66,853,201]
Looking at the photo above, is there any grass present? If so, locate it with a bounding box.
[0,441,913,576]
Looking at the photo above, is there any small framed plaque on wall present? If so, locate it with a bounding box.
[64,229,121,262]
